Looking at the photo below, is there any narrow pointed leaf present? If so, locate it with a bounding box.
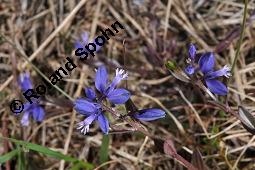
[0,137,94,169]
[238,106,255,134]
[99,135,109,164]
[0,149,19,163]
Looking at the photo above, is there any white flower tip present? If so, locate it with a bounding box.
[186,58,192,64]
[115,68,128,79]
[77,122,90,135]
[223,65,232,78]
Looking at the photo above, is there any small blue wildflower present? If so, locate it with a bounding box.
[17,72,33,91]
[75,99,109,134]
[198,52,231,95]
[21,102,45,126]
[17,73,45,126]
[74,66,130,135]
[132,108,165,121]
[74,32,102,52]
[189,43,196,60]
[95,66,130,104]
[185,44,197,75]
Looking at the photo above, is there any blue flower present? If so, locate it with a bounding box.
[198,52,231,95]
[21,102,45,126]
[94,66,130,104]
[188,43,196,60]
[17,72,33,91]
[132,108,165,121]
[17,72,45,126]
[185,44,197,75]
[74,66,131,135]
[75,99,109,134]
[74,32,102,52]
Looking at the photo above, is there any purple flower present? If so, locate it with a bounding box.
[185,65,195,75]
[17,72,45,126]
[198,52,231,95]
[17,72,33,91]
[132,109,165,121]
[74,66,130,135]
[74,32,102,52]
[21,102,45,126]
[75,99,109,134]
[185,44,197,75]
[95,66,130,104]
[189,43,196,60]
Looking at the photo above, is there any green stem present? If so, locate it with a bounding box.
[231,0,248,74]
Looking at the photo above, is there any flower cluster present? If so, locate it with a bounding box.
[184,44,231,95]
[74,66,166,135]
[17,72,45,126]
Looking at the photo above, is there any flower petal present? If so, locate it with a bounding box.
[32,105,45,122]
[107,88,130,104]
[85,88,96,100]
[83,113,97,125]
[133,109,165,121]
[97,113,109,134]
[92,39,102,52]
[21,111,30,126]
[74,41,83,49]
[74,98,97,115]
[189,44,196,60]
[107,68,128,93]
[74,32,89,49]
[206,65,231,79]
[185,65,195,75]
[95,66,108,93]
[19,102,32,116]
[198,52,215,74]
[18,72,33,91]
[205,79,228,95]
[77,113,98,135]
[81,32,89,43]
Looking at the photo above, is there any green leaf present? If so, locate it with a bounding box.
[1,137,76,162]
[0,137,93,169]
[0,149,19,164]
[99,135,109,164]
[70,161,94,170]
[17,146,26,170]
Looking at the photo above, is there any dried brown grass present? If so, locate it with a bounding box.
[1,0,255,169]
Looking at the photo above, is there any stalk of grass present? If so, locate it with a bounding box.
[0,34,74,101]
[0,137,94,169]
[230,0,248,74]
